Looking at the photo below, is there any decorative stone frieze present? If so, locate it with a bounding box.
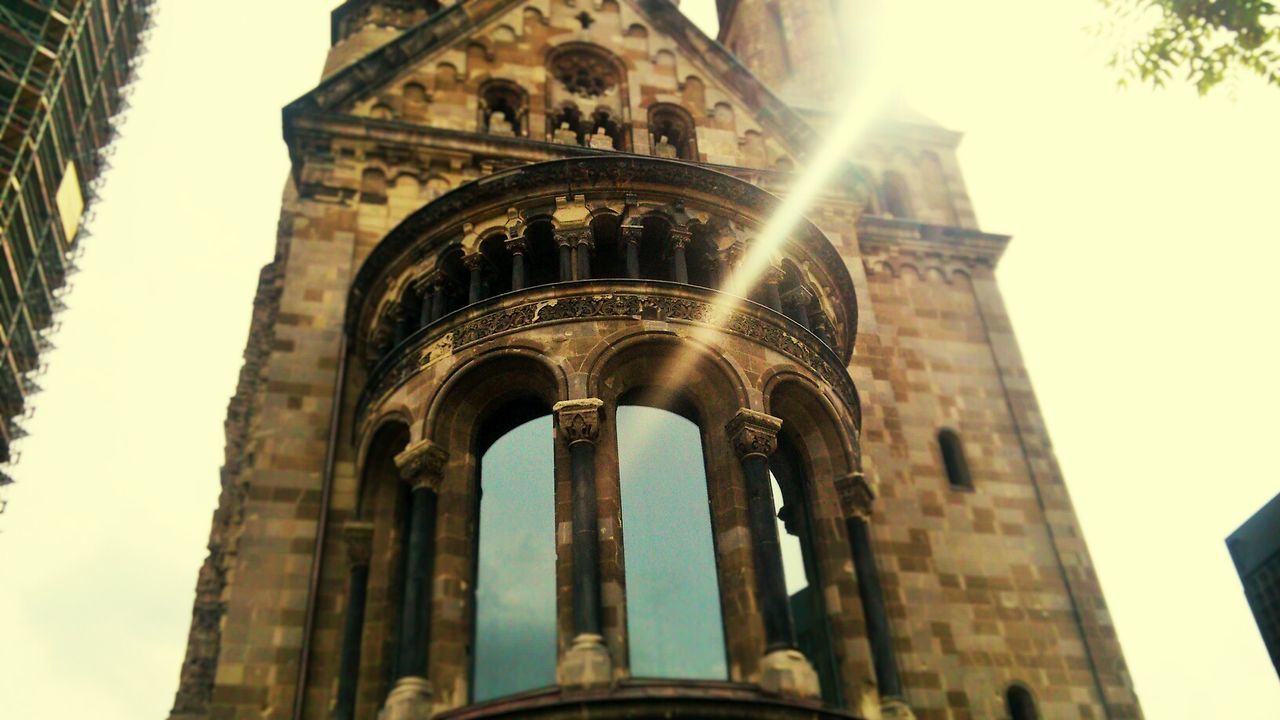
[356,284,861,431]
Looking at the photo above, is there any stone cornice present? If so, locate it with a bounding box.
[857,215,1011,269]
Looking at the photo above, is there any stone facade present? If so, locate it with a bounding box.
[167,2,1143,720]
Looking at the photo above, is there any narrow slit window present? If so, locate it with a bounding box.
[1006,685,1039,720]
[938,428,972,490]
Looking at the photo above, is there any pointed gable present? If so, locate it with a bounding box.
[284,0,818,170]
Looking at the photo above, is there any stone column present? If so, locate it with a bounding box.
[843,473,915,720]
[506,237,528,291]
[332,521,375,720]
[574,230,593,280]
[553,398,612,688]
[621,224,642,279]
[381,439,448,720]
[726,409,820,699]
[670,228,691,284]
[557,233,574,282]
[762,266,785,312]
[464,254,487,305]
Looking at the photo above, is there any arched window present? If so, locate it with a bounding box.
[479,233,513,297]
[770,437,842,705]
[637,215,670,281]
[479,80,526,136]
[938,428,972,490]
[617,402,727,680]
[546,44,629,150]
[521,218,560,288]
[1006,685,1039,720]
[589,213,626,279]
[647,104,698,161]
[882,171,914,219]
[586,108,623,150]
[472,409,557,702]
[434,247,469,316]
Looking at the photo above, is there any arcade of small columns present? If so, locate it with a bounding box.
[331,400,910,719]
[367,205,842,366]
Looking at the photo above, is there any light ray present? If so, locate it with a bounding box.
[625,58,891,452]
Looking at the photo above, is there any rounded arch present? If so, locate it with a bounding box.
[545,42,631,150]
[546,42,628,99]
[354,414,412,517]
[585,330,754,419]
[937,427,972,490]
[477,78,529,137]
[647,102,699,161]
[423,347,568,446]
[762,371,858,483]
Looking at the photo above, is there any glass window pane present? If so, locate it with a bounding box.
[771,468,842,706]
[473,416,556,701]
[772,476,808,596]
[617,405,727,680]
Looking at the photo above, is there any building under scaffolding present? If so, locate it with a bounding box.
[0,0,154,486]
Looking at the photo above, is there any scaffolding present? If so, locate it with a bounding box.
[0,0,156,476]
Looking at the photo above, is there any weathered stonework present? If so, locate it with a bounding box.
[167,2,1143,720]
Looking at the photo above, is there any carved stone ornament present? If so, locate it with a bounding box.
[551,51,620,98]
[669,227,692,249]
[357,289,862,433]
[845,472,876,520]
[726,409,783,459]
[555,226,593,248]
[505,236,529,254]
[343,521,375,567]
[393,438,449,490]
[554,398,604,446]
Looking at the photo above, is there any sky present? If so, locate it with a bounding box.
[0,1,1277,718]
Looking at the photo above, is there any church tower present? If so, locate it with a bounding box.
[168,2,1143,720]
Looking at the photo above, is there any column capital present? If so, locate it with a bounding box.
[620,223,644,243]
[844,471,876,520]
[505,236,529,254]
[342,521,376,567]
[726,408,783,459]
[556,227,593,247]
[762,263,786,285]
[462,253,489,272]
[669,227,692,249]
[394,439,449,491]
[554,398,604,446]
